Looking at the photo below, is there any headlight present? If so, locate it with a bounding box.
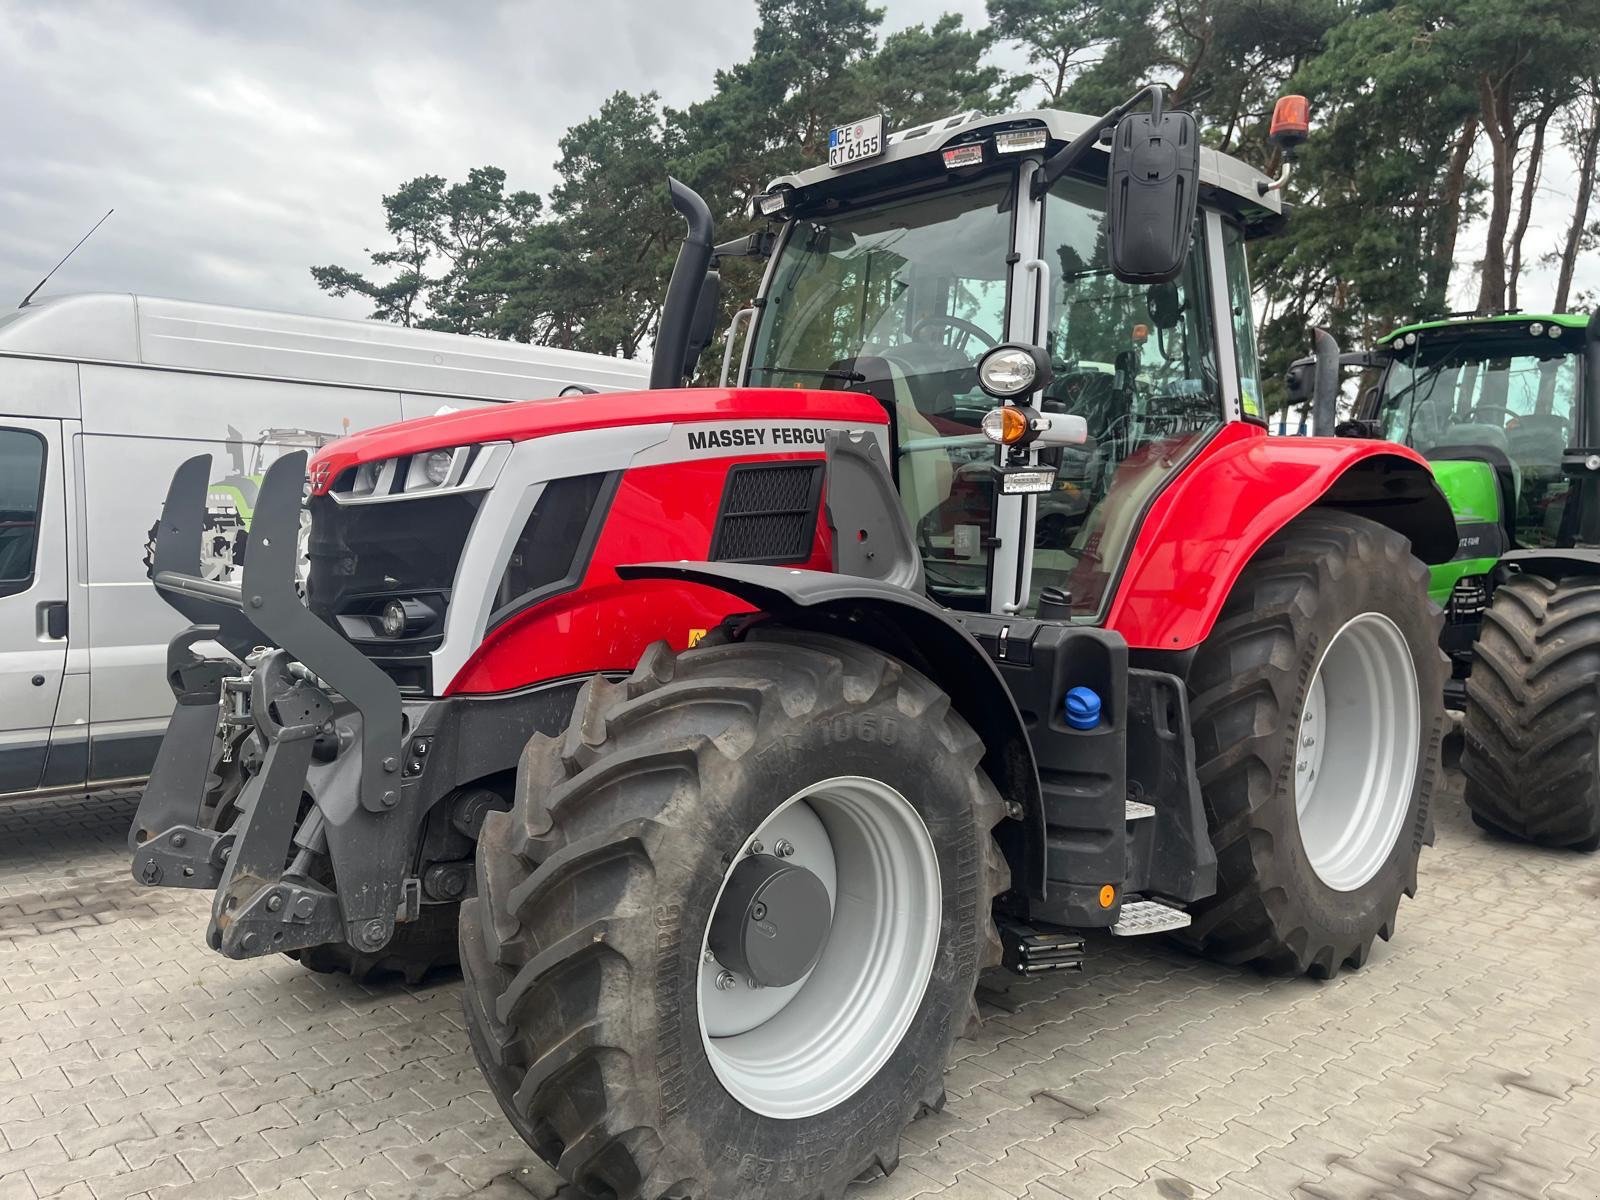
[380,600,408,638]
[977,343,1053,400]
[422,449,454,485]
[379,597,437,638]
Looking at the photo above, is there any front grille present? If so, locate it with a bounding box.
[710,462,824,565]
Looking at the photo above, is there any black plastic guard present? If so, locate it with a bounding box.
[1122,669,1215,903]
[1499,548,1600,579]
[616,560,1048,897]
[824,430,923,592]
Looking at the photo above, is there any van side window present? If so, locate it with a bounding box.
[0,429,46,597]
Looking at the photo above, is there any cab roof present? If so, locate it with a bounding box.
[1380,312,1592,345]
[763,108,1284,232]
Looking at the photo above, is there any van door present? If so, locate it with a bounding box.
[0,418,67,796]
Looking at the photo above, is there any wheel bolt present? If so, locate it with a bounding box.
[751,902,767,921]
[703,949,715,965]
[749,840,764,855]
[775,839,795,857]
[714,971,736,991]
[748,978,763,990]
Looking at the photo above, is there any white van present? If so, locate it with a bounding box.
[0,292,648,802]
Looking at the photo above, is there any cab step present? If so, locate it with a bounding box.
[996,916,1086,974]
[1125,799,1155,821]
[1110,898,1191,936]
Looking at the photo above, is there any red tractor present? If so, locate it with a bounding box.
[131,89,1454,1199]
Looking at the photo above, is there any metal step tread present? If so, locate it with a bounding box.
[1111,898,1191,936]
[1125,799,1156,821]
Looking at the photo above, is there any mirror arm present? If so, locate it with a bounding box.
[713,230,777,260]
[1033,83,1166,199]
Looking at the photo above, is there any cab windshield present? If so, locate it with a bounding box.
[747,169,1222,618]
[1376,333,1581,546]
[1377,337,1579,460]
[747,176,1014,606]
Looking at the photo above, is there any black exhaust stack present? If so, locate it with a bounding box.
[651,178,716,390]
[1312,326,1341,436]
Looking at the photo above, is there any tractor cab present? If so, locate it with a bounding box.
[727,101,1287,620]
[1365,314,1591,553]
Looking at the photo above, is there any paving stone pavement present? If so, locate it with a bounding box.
[1,777,1597,1200]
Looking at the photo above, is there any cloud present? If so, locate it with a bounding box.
[1,0,1591,323]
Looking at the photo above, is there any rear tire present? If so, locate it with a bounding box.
[1184,511,1447,977]
[460,629,1008,1200]
[1461,574,1600,851]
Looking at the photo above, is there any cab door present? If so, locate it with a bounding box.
[0,418,68,795]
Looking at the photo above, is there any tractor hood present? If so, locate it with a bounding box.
[308,387,887,495]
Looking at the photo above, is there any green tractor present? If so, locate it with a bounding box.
[1291,311,1600,851]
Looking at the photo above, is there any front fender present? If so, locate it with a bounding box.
[1106,423,1456,651]
[617,561,1048,897]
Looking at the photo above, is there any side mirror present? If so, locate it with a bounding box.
[682,268,722,378]
[1106,104,1200,284]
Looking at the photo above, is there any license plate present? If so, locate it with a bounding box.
[828,115,884,168]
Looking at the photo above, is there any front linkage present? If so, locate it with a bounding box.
[129,451,418,960]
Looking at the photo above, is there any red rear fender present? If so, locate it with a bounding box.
[1105,423,1454,651]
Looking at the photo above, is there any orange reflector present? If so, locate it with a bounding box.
[1099,884,1116,909]
[981,405,1031,445]
[1270,95,1310,145]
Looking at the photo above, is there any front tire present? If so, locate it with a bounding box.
[1461,574,1600,851]
[1184,511,1447,977]
[460,629,1008,1200]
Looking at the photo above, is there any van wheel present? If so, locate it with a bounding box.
[1461,574,1600,851]
[460,630,1008,1199]
[1184,511,1447,977]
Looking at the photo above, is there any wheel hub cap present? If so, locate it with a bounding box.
[708,854,831,988]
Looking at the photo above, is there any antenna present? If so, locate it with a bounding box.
[18,209,115,309]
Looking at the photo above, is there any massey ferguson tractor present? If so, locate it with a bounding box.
[130,89,1456,1199]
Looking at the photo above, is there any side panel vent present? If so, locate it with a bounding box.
[710,462,825,565]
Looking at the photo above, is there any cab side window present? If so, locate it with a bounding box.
[1220,223,1263,421]
[0,429,46,597]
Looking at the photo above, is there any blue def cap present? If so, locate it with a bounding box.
[1064,686,1102,730]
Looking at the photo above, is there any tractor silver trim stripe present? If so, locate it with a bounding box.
[627,419,888,467]
[433,423,673,686]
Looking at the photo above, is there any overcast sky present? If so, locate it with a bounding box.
[1,0,1591,326]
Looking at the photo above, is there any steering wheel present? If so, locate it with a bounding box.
[911,315,998,355]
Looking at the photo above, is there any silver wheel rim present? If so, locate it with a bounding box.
[1294,612,1420,891]
[697,776,941,1120]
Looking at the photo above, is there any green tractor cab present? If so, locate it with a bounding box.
[1290,311,1600,851]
